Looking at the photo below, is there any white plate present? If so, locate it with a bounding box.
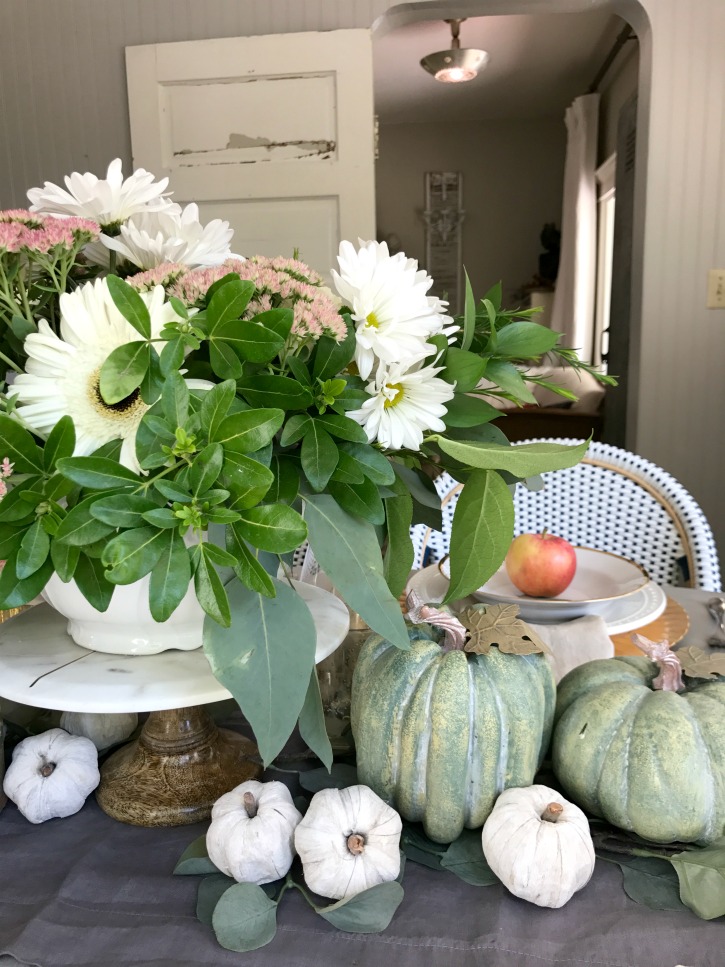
[440,548,648,620]
[407,566,667,634]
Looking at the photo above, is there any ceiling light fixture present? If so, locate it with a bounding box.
[420,19,489,84]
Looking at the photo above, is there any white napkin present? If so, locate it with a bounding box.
[530,614,614,683]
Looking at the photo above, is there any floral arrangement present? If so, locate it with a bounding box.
[0,160,607,765]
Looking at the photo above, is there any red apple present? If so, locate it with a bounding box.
[504,530,577,598]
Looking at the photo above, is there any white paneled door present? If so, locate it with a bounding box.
[125,29,376,281]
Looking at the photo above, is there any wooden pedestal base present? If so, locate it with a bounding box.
[95,706,262,827]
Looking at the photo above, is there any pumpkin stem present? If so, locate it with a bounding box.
[631,633,684,692]
[541,802,564,823]
[347,832,366,855]
[39,762,56,778]
[243,791,258,818]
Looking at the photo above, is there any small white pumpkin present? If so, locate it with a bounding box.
[481,784,595,908]
[206,780,303,885]
[294,784,402,900]
[59,711,138,751]
[3,728,100,824]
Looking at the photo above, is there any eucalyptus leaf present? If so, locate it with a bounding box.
[197,874,236,926]
[298,669,333,770]
[440,829,499,886]
[203,577,317,765]
[316,880,404,934]
[444,470,514,603]
[383,488,414,598]
[212,882,278,952]
[304,495,409,650]
[671,841,725,920]
[603,854,686,912]
[174,835,222,876]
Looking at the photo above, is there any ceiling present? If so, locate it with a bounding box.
[373,12,628,124]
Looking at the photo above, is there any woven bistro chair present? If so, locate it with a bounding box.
[412,438,721,592]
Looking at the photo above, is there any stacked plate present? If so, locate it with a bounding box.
[412,548,667,634]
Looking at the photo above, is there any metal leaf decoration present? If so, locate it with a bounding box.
[459,603,550,656]
[676,645,725,680]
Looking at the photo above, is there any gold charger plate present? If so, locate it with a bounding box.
[610,595,689,656]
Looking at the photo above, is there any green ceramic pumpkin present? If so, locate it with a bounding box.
[552,656,725,844]
[350,628,556,844]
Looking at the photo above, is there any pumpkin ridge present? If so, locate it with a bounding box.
[619,690,657,832]
[681,689,725,841]
[679,699,717,841]
[399,654,440,821]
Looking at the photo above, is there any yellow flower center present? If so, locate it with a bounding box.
[383,383,404,408]
[91,368,145,419]
[365,311,380,329]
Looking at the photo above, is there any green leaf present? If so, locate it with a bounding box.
[444,470,514,603]
[314,412,368,443]
[304,495,409,650]
[0,414,44,475]
[330,451,365,484]
[391,463,440,508]
[442,347,487,392]
[671,841,725,919]
[174,835,220,876]
[495,321,560,357]
[238,375,314,411]
[484,359,537,403]
[440,829,499,886]
[90,494,160,528]
[43,415,76,473]
[312,322,356,381]
[0,484,41,524]
[235,504,307,554]
[433,437,589,477]
[212,882,277,953]
[159,336,185,377]
[212,321,284,363]
[0,548,53,608]
[101,526,166,584]
[73,553,114,611]
[205,272,244,306]
[213,409,285,454]
[209,339,243,379]
[383,488,414,598]
[298,764,358,793]
[192,543,231,626]
[460,268,476,352]
[50,539,80,583]
[285,355,312,386]
[106,275,151,339]
[328,478,385,525]
[56,456,141,491]
[0,524,24,560]
[226,526,275,596]
[298,669,333,770]
[154,479,192,503]
[149,530,192,622]
[253,307,294,342]
[98,340,150,405]
[161,372,190,428]
[197,874,235,926]
[444,394,501,428]
[203,577,317,765]
[206,278,255,333]
[16,519,50,579]
[189,443,224,496]
[200,380,237,440]
[602,854,685,912]
[202,541,238,567]
[222,452,274,510]
[54,495,116,546]
[301,425,338,492]
[401,825,446,871]
[267,455,299,505]
[317,880,404,933]
[339,443,395,486]
[280,414,312,447]
[139,345,163,406]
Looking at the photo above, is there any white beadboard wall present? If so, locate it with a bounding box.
[1,0,725,562]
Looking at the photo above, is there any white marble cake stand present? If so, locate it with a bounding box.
[0,592,349,827]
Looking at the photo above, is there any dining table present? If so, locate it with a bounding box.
[0,584,722,967]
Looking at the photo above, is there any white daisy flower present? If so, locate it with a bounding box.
[347,361,455,452]
[10,278,184,473]
[331,240,452,379]
[100,203,234,271]
[27,158,170,230]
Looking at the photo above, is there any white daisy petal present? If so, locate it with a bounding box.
[12,279,185,472]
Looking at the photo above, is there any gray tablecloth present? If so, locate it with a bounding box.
[0,585,721,967]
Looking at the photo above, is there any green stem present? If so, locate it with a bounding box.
[0,349,23,374]
[132,459,185,495]
[108,249,117,276]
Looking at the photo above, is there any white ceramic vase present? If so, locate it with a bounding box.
[42,573,205,656]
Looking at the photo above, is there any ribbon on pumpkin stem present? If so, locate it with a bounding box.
[405,590,467,651]
[631,634,684,691]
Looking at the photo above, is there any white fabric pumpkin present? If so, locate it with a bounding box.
[3,728,100,824]
[294,784,402,900]
[60,711,138,751]
[481,784,595,908]
[206,780,302,885]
